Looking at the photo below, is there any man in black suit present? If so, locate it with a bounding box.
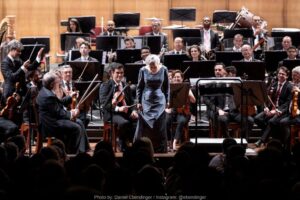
[200,16,220,57]
[166,37,186,55]
[1,39,44,103]
[100,20,120,36]
[135,46,151,64]
[254,66,292,147]
[240,44,261,61]
[36,72,90,154]
[145,20,168,49]
[73,41,98,62]
[204,63,254,138]
[99,62,138,151]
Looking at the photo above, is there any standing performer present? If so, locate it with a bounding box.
[134,54,170,153]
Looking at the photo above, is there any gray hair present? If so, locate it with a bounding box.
[42,72,58,90]
[292,66,300,74]
[145,54,160,66]
[61,65,72,71]
[8,39,23,51]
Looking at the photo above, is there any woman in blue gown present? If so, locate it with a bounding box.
[134,54,170,153]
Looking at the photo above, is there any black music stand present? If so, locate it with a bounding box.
[223,29,254,39]
[215,51,243,66]
[231,61,266,80]
[116,49,141,64]
[124,63,145,84]
[182,61,216,79]
[264,51,287,72]
[96,36,120,51]
[20,36,50,53]
[20,44,45,63]
[282,59,300,72]
[68,16,96,33]
[163,54,189,70]
[232,80,267,140]
[67,61,103,81]
[144,36,161,54]
[194,77,242,143]
[169,7,196,27]
[60,33,90,51]
[212,10,237,23]
[69,50,103,61]
[271,30,300,49]
[113,12,140,35]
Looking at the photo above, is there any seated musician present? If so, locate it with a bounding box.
[254,66,292,147]
[99,62,138,151]
[203,63,254,138]
[281,36,293,51]
[100,20,120,36]
[252,15,266,52]
[73,41,98,62]
[231,34,243,52]
[66,18,82,33]
[279,66,300,149]
[60,65,89,128]
[278,46,299,67]
[240,44,261,62]
[187,45,207,61]
[166,70,196,150]
[134,46,151,64]
[166,37,186,55]
[36,71,90,154]
[1,39,44,103]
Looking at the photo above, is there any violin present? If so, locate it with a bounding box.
[112,82,130,106]
[0,82,20,120]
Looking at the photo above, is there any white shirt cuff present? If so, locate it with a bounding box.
[21,65,28,73]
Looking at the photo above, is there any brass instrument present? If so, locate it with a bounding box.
[291,84,299,117]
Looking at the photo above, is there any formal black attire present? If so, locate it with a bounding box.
[204,84,254,138]
[99,79,137,150]
[36,87,90,154]
[100,31,120,36]
[255,81,292,144]
[73,56,99,62]
[1,56,40,103]
[200,29,221,52]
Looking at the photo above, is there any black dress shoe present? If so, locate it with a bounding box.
[254,139,262,147]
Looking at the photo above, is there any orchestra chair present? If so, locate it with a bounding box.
[102,121,119,152]
[20,123,43,154]
[139,25,152,35]
[290,124,300,146]
[209,119,240,138]
[91,26,104,46]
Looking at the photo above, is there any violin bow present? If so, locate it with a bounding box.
[78,82,101,107]
[28,42,38,62]
[77,74,98,107]
[77,61,89,81]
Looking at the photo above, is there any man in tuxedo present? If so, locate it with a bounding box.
[135,46,151,64]
[99,62,138,151]
[254,66,292,147]
[145,20,168,49]
[100,20,119,36]
[278,46,299,67]
[200,16,220,55]
[73,41,98,62]
[204,63,254,138]
[1,39,44,103]
[36,72,90,154]
[166,37,186,55]
[240,44,261,61]
[232,34,243,52]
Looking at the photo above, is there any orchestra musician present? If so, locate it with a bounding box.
[165,70,196,151]
[1,39,44,103]
[134,46,151,64]
[240,44,261,62]
[99,62,138,152]
[36,71,90,154]
[73,41,98,62]
[278,46,299,67]
[200,16,220,59]
[145,20,168,49]
[66,18,82,33]
[100,20,120,36]
[187,45,207,61]
[204,63,254,138]
[231,34,244,52]
[279,66,300,149]
[252,15,266,52]
[134,54,169,153]
[281,36,293,51]
[254,66,292,147]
